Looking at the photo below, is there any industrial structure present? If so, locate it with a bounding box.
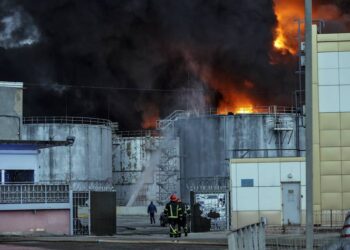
[2,25,350,234]
[0,82,116,236]
[113,107,306,230]
[311,27,350,217]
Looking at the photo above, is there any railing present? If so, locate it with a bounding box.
[115,130,160,138]
[157,110,187,129]
[266,237,340,249]
[228,222,266,250]
[0,184,69,204]
[314,210,349,228]
[23,116,113,127]
[185,177,229,192]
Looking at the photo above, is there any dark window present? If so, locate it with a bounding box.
[5,170,34,184]
[241,179,254,187]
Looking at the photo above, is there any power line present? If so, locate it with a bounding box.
[24,82,204,93]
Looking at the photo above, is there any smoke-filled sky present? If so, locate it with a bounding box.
[0,0,349,130]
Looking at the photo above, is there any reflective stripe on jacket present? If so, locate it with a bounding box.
[164,201,182,219]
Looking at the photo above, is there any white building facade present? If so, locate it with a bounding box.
[230,157,306,229]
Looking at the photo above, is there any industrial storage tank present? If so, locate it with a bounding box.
[171,107,305,202]
[22,117,114,190]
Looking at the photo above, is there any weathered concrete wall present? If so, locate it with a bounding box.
[175,113,305,202]
[0,82,23,140]
[0,210,70,235]
[22,124,112,190]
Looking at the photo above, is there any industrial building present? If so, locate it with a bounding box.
[2,24,350,234]
[0,82,116,236]
[113,108,306,230]
[311,26,350,217]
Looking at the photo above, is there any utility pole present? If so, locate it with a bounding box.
[305,0,313,249]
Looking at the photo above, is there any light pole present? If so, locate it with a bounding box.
[304,0,313,249]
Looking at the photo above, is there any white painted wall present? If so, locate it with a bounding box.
[230,160,306,212]
[0,150,38,182]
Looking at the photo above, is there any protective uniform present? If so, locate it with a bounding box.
[164,194,183,237]
[177,199,189,236]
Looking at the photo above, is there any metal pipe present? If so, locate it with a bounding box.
[305,0,313,248]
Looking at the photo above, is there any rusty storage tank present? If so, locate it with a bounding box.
[171,107,305,202]
[22,117,114,190]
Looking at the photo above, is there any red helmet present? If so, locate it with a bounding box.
[170,194,177,201]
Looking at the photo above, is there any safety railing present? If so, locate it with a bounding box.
[314,210,349,228]
[228,221,266,250]
[265,236,340,249]
[23,116,113,127]
[115,130,160,137]
[0,184,69,204]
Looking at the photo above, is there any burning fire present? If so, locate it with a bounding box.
[273,0,304,55]
[216,83,255,115]
[141,104,159,129]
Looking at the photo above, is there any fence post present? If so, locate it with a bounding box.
[69,190,73,235]
[330,209,333,228]
[20,185,22,204]
[44,184,47,203]
[259,223,266,250]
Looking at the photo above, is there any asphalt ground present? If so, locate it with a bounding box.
[0,215,344,249]
[0,242,227,250]
[0,215,228,249]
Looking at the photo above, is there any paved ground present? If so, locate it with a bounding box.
[0,215,228,249]
[0,215,345,249]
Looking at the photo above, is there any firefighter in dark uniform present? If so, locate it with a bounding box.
[177,198,189,236]
[164,194,182,237]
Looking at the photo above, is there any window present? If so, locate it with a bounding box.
[5,170,34,184]
[241,179,254,187]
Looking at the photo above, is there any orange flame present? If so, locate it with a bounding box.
[273,0,304,55]
[217,82,255,114]
[141,104,159,129]
[183,52,258,115]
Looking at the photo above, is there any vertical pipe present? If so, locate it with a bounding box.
[69,190,73,235]
[305,0,313,249]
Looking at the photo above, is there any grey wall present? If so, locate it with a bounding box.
[113,136,180,206]
[0,83,23,140]
[23,123,112,190]
[175,113,305,202]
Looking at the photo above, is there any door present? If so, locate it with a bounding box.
[282,182,301,225]
[90,192,116,235]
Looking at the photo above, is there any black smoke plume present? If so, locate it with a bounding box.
[0,0,347,129]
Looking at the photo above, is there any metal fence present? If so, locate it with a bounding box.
[314,210,348,228]
[0,184,69,204]
[72,191,90,235]
[115,130,160,137]
[228,222,266,250]
[23,116,113,127]
[265,237,341,249]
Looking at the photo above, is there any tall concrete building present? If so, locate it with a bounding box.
[311,26,350,215]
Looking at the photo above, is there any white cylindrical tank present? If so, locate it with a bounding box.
[22,117,113,190]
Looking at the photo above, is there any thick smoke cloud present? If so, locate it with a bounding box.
[0,0,346,129]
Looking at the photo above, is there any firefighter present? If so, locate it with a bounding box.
[164,194,182,237]
[177,198,189,236]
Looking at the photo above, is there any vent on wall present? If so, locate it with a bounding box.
[241,179,254,187]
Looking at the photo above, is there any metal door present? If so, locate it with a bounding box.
[90,191,117,236]
[282,182,301,225]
